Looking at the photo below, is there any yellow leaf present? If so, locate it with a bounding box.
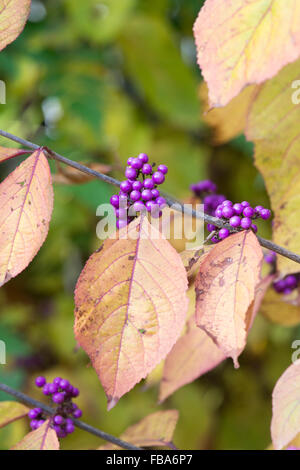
[11,420,60,450]
[260,287,300,326]
[247,59,300,275]
[199,82,259,144]
[195,231,263,367]
[99,410,179,450]
[0,401,29,429]
[74,216,189,409]
[194,0,300,107]
[0,149,54,286]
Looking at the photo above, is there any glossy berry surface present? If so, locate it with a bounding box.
[110,153,168,228]
[29,376,83,439]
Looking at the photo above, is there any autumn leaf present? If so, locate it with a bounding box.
[271,361,300,450]
[246,58,300,276]
[159,313,225,402]
[99,410,179,450]
[0,149,54,287]
[11,420,60,450]
[194,0,300,107]
[0,0,31,52]
[0,401,29,428]
[74,216,189,409]
[180,244,211,278]
[199,83,259,144]
[195,231,263,367]
[0,146,29,163]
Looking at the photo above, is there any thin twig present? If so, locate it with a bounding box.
[0,129,300,266]
[0,383,142,451]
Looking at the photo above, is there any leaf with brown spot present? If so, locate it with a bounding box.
[195,231,263,367]
[98,410,179,450]
[74,216,189,409]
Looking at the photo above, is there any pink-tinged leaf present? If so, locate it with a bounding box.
[245,274,276,332]
[194,0,300,107]
[11,420,59,450]
[0,146,29,163]
[271,361,300,450]
[99,410,179,450]
[195,231,263,367]
[0,0,31,52]
[159,313,226,402]
[74,216,189,409]
[0,401,29,428]
[0,149,54,287]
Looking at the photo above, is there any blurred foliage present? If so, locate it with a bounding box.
[0,0,297,450]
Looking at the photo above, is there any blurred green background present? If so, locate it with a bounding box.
[0,0,299,450]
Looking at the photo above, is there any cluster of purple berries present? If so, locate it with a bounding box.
[110,153,168,229]
[207,200,271,243]
[28,376,82,438]
[265,251,300,295]
[190,179,226,216]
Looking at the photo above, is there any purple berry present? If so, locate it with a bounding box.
[37,420,45,428]
[133,201,146,213]
[233,203,243,215]
[120,180,132,193]
[42,384,51,396]
[240,217,252,229]
[283,287,293,295]
[28,408,40,419]
[155,196,167,207]
[241,201,250,208]
[125,167,137,180]
[229,216,241,228]
[152,171,165,185]
[110,195,119,208]
[260,208,271,220]
[53,415,65,425]
[127,157,134,166]
[116,219,128,229]
[71,387,79,398]
[219,228,230,240]
[141,189,153,201]
[207,224,216,232]
[264,252,276,264]
[157,164,168,174]
[142,163,152,175]
[59,379,70,390]
[66,422,75,434]
[211,236,219,244]
[35,376,46,388]
[222,206,235,219]
[52,393,65,404]
[143,178,155,190]
[243,206,254,218]
[151,188,160,198]
[48,383,58,394]
[132,181,143,191]
[116,208,127,219]
[254,205,263,214]
[215,208,222,218]
[251,223,258,233]
[73,408,82,419]
[30,419,39,430]
[285,275,298,289]
[119,194,128,208]
[222,200,233,207]
[130,190,141,202]
[57,429,67,438]
[131,158,143,170]
[53,377,62,385]
[273,279,286,293]
[138,153,149,163]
